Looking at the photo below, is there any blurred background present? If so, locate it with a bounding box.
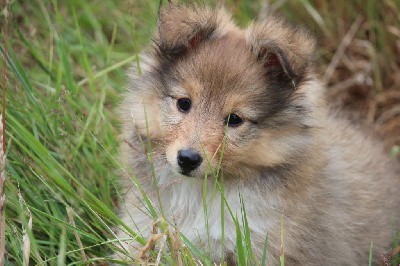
[1,0,399,264]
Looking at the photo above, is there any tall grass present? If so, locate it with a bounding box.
[1,0,399,265]
[2,0,159,264]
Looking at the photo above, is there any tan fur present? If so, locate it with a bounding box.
[115,4,399,265]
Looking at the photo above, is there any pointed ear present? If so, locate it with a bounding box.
[247,17,316,87]
[156,5,234,55]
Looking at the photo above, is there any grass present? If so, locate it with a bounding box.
[1,0,399,265]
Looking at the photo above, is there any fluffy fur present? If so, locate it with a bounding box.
[115,4,399,265]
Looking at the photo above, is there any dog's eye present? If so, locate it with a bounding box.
[177,98,191,113]
[225,113,244,127]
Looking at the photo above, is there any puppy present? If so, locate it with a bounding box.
[115,4,399,265]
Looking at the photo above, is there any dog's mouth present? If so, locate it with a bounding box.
[175,167,205,178]
[179,169,195,177]
[179,171,195,177]
[174,164,222,179]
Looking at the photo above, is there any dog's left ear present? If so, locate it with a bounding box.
[247,17,316,87]
[156,5,233,55]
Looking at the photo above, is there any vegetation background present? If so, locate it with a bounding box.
[1,0,399,265]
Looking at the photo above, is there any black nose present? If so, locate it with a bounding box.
[177,149,202,175]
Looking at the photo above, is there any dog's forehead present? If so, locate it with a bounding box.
[192,34,257,80]
[175,34,266,99]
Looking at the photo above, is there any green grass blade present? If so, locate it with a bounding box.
[261,233,269,266]
[235,214,247,266]
[57,227,67,265]
[180,233,210,266]
[369,241,373,266]
[240,193,254,262]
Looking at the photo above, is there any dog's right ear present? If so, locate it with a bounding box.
[247,17,316,87]
[156,5,233,55]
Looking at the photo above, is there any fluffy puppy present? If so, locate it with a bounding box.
[115,4,399,265]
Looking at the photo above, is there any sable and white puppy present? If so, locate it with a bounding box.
[116,4,399,265]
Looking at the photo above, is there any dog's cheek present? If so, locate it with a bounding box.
[217,127,256,169]
[124,94,163,140]
[225,130,286,168]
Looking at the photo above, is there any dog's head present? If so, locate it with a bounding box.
[123,4,321,179]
